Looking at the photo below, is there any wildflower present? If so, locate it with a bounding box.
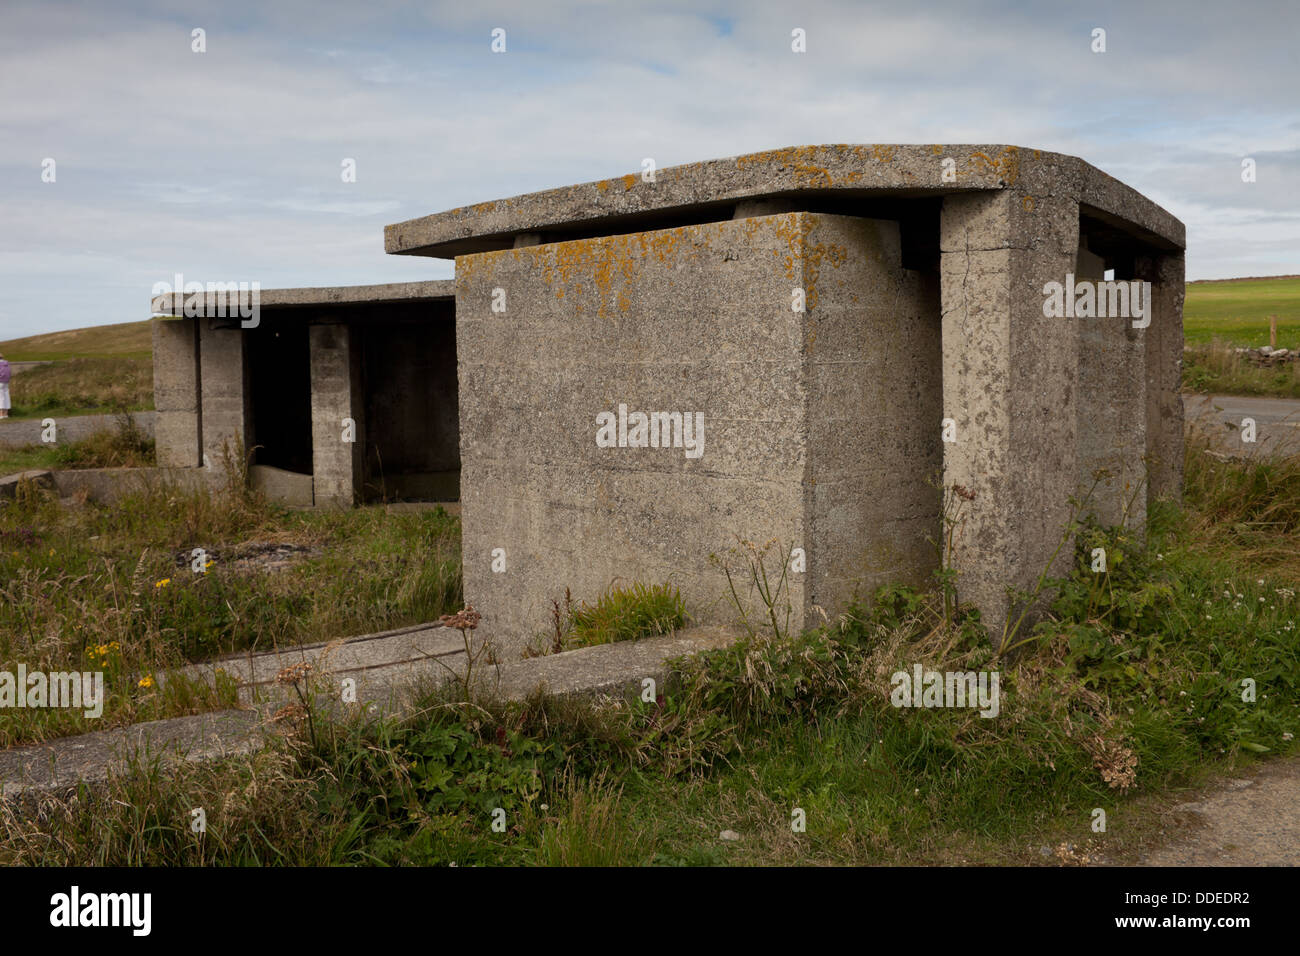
[138,674,155,689]
[274,662,313,686]
[439,605,482,631]
[155,578,171,588]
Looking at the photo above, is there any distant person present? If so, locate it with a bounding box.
[0,352,10,419]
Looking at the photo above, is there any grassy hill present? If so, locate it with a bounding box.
[1184,275,1300,348]
[0,319,152,361]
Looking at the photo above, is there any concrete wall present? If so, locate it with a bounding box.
[1075,242,1147,530]
[456,212,935,657]
[152,318,201,467]
[1138,250,1186,508]
[197,320,251,471]
[309,322,364,508]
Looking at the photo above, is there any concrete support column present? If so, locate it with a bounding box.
[1136,250,1186,508]
[151,317,201,467]
[1075,243,1147,530]
[309,322,363,508]
[197,319,250,472]
[939,190,1080,635]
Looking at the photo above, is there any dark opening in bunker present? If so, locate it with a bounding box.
[246,319,312,475]
[358,302,460,502]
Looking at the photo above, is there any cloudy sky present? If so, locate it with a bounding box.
[1,0,1296,338]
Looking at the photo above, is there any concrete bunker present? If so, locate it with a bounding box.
[151,281,458,508]
[149,144,1185,651]
[380,144,1185,654]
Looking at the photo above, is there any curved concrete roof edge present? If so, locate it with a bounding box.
[383,144,1185,259]
[149,279,455,314]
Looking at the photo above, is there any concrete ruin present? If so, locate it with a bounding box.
[152,281,457,508]
[153,144,1185,651]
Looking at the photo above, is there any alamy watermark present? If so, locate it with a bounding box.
[890,664,1000,718]
[0,665,104,718]
[1042,274,1151,329]
[151,272,260,328]
[595,403,704,459]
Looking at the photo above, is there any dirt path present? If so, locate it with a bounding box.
[1138,757,1300,866]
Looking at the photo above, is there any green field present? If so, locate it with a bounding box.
[1184,275,1300,348]
[0,319,151,361]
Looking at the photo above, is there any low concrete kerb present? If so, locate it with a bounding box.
[2,625,741,801]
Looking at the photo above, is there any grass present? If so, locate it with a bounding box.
[0,414,156,475]
[1182,338,1300,399]
[1184,276,1300,349]
[1182,276,1300,398]
[4,357,154,420]
[2,432,1296,865]
[0,461,462,747]
[0,319,152,362]
[562,582,686,648]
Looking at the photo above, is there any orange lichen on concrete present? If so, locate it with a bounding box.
[621,174,636,191]
[969,146,1021,186]
[772,213,848,311]
[522,225,719,319]
[871,144,896,163]
[596,180,611,193]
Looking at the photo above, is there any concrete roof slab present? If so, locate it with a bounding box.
[384,144,1185,258]
[150,279,454,316]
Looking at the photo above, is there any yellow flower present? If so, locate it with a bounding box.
[138,674,155,689]
[155,578,171,588]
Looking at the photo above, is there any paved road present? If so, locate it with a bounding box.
[1140,757,1300,866]
[1184,393,1300,458]
[0,411,156,448]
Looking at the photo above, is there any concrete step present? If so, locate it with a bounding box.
[0,469,54,499]
[2,625,740,800]
[0,710,261,800]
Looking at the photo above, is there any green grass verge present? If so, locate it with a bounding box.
[0,474,462,747]
[5,357,154,420]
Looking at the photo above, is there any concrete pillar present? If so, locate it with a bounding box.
[309,322,363,508]
[939,191,1080,636]
[197,319,250,472]
[1075,242,1146,530]
[1136,251,1186,507]
[151,317,201,467]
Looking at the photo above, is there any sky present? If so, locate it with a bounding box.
[1,0,1297,339]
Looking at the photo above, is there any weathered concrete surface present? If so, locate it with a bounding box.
[492,626,737,699]
[0,466,221,505]
[939,190,1081,633]
[150,279,454,316]
[152,316,201,467]
[456,212,937,657]
[197,320,250,469]
[169,623,740,713]
[1140,251,1187,505]
[163,622,467,709]
[1074,242,1146,529]
[386,145,1184,258]
[0,411,157,448]
[0,469,55,499]
[249,463,313,507]
[6,626,737,798]
[309,323,364,508]
[0,710,262,799]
